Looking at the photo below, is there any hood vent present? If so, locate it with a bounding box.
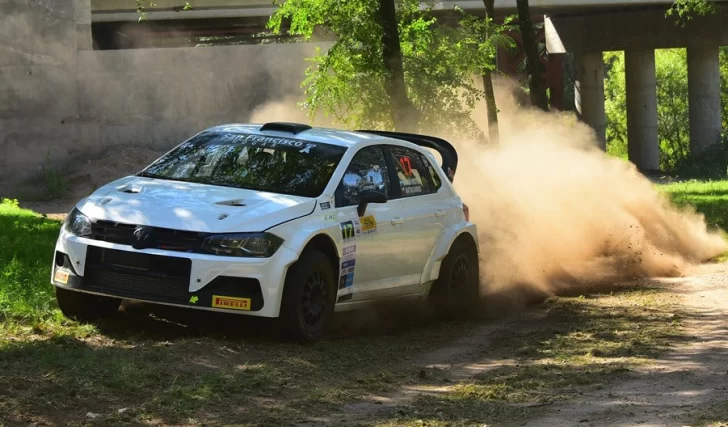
[118,184,142,194]
[215,199,246,207]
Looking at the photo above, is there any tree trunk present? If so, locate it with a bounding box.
[482,0,499,142]
[377,0,419,132]
[516,0,549,111]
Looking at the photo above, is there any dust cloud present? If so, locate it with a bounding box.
[452,79,727,300]
[248,77,727,304]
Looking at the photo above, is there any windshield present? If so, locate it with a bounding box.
[140,131,347,197]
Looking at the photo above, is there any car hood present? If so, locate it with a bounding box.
[76,176,316,233]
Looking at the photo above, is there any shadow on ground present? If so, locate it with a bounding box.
[2,280,716,427]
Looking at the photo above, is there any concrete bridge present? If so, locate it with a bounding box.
[90,0,680,21]
[0,0,726,194]
[89,0,728,172]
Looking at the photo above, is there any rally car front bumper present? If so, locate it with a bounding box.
[51,228,299,318]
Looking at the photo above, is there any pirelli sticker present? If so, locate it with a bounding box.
[212,295,251,311]
[54,270,69,284]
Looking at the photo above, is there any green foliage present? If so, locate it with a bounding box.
[673,135,728,180]
[267,0,513,137]
[655,49,690,171]
[604,52,628,160]
[666,0,717,26]
[605,48,728,176]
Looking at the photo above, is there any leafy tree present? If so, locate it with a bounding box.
[267,0,509,138]
[516,0,549,111]
[377,0,419,132]
[666,0,717,26]
[481,0,499,141]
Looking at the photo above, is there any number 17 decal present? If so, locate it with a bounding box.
[399,156,412,176]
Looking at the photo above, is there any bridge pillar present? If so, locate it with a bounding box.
[574,52,606,149]
[626,49,660,172]
[688,45,722,155]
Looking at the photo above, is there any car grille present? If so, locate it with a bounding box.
[83,247,192,304]
[90,220,207,252]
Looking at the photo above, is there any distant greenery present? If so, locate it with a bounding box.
[659,180,728,232]
[604,48,728,178]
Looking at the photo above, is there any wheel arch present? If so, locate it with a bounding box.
[420,223,479,286]
[299,233,341,278]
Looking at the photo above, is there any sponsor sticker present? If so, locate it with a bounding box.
[340,221,356,241]
[54,270,69,284]
[212,295,251,311]
[337,219,360,301]
[343,245,356,256]
[323,211,338,222]
[359,215,377,234]
[320,202,331,210]
[189,295,199,304]
[403,185,423,195]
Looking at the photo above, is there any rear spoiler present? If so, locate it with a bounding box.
[356,130,459,182]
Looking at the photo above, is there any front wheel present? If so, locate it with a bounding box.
[278,250,336,343]
[429,237,480,320]
[55,286,122,323]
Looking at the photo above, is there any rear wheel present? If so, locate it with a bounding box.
[279,250,336,343]
[429,237,480,320]
[55,287,122,323]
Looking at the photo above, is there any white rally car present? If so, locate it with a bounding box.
[52,122,479,341]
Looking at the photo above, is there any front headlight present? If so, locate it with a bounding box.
[64,208,92,237]
[200,232,284,258]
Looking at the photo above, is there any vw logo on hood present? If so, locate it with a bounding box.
[132,226,154,250]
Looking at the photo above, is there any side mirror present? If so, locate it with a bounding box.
[357,190,387,217]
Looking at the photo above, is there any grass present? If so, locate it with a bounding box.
[1,179,727,426]
[660,180,728,232]
[0,199,65,324]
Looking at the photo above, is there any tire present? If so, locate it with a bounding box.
[429,236,480,320]
[278,250,337,343]
[55,287,122,323]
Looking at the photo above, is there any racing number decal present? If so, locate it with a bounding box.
[399,156,413,176]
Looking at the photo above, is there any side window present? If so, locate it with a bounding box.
[420,153,442,191]
[389,147,431,197]
[336,146,390,207]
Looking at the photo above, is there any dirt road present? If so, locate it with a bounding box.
[320,262,728,426]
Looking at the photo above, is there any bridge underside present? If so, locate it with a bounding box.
[547,4,728,170]
[88,0,728,171]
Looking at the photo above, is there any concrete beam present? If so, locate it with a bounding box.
[625,50,660,172]
[546,6,728,54]
[688,45,722,154]
[574,52,606,149]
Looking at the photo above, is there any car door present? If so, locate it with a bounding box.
[333,145,407,303]
[386,145,446,284]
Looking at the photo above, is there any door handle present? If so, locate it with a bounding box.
[391,217,404,225]
[435,209,446,217]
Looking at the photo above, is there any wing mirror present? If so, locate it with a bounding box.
[357,190,387,217]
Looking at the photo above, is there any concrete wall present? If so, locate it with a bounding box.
[0,0,329,195]
[0,0,81,187]
[74,43,323,153]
